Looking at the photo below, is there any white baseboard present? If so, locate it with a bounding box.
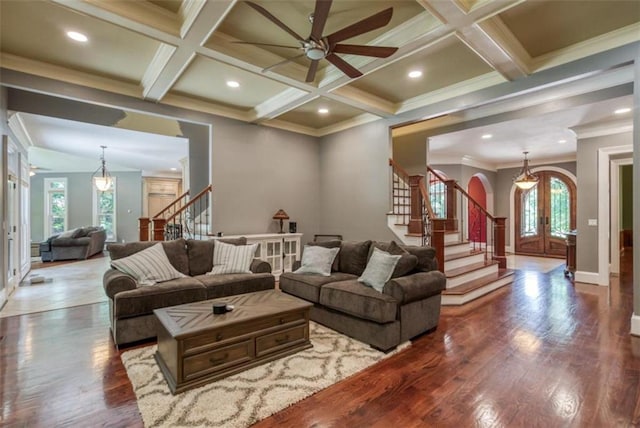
[631,313,640,336]
[574,271,604,285]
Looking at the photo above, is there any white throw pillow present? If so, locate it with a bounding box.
[111,243,186,286]
[294,245,340,277]
[358,247,401,292]
[208,241,258,275]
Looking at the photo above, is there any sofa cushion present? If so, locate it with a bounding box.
[194,273,275,299]
[369,241,418,278]
[399,245,438,271]
[280,271,357,303]
[339,240,371,276]
[319,280,398,324]
[210,241,258,274]
[57,228,81,239]
[108,239,190,275]
[113,277,206,318]
[111,243,186,286]
[187,238,248,275]
[307,240,341,271]
[294,245,340,276]
[53,236,91,247]
[359,247,401,292]
[384,271,447,304]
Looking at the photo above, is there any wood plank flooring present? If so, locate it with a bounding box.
[0,250,637,427]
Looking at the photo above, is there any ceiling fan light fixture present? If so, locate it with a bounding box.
[514,151,539,190]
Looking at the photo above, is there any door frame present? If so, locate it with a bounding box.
[508,166,577,254]
[610,157,633,275]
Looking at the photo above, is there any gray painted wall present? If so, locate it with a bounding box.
[621,164,633,230]
[211,117,321,244]
[576,132,631,273]
[319,120,396,242]
[1,87,7,297]
[392,134,426,176]
[30,171,142,243]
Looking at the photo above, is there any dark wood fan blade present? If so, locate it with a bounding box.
[325,53,362,78]
[332,44,397,58]
[326,8,393,45]
[310,0,332,41]
[262,54,306,73]
[306,60,319,82]
[245,1,304,42]
[231,41,302,49]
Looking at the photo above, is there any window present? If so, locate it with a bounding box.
[93,178,116,241]
[44,178,67,237]
[549,177,570,238]
[429,179,446,218]
[520,185,538,237]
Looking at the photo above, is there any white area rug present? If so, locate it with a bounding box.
[122,322,408,427]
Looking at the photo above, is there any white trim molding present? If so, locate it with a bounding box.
[610,157,633,275]
[575,271,602,285]
[631,313,640,336]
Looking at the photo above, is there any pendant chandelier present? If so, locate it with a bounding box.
[514,151,538,190]
[92,145,112,191]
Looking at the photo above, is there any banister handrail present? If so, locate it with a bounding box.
[389,158,411,182]
[418,177,435,219]
[152,189,190,219]
[165,185,213,223]
[427,165,495,221]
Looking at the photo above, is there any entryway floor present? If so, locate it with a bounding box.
[0,255,110,318]
[506,254,564,273]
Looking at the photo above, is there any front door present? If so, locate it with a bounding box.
[515,171,576,257]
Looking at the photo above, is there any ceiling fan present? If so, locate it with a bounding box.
[241,0,398,82]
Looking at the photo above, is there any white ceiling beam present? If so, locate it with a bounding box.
[142,0,237,101]
[418,0,529,80]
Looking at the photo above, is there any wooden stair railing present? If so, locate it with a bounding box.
[138,190,190,241]
[427,166,506,268]
[154,185,213,241]
[390,159,444,271]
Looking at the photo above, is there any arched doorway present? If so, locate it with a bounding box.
[514,170,576,257]
[468,175,487,244]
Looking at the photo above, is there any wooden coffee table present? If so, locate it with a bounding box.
[154,290,313,394]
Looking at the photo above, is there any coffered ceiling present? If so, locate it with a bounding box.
[1,0,638,139]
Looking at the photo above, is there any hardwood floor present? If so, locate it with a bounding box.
[0,251,637,427]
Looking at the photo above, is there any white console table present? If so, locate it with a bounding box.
[214,233,302,278]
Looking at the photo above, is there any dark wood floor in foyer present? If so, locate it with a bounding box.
[0,251,638,427]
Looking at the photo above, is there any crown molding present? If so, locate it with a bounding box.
[530,23,640,72]
[141,44,178,99]
[82,0,180,36]
[251,89,314,122]
[179,0,210,38]
[1,53,142,99]
[8,112,35,151]
[571,118,633,139]
[315,113,382,137]
[496,155,577,170]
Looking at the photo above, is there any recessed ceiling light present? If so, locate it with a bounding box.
[226,80,240,88]
[318,108,329,114]
[614,107,631,114]
[481,134,492,139]
[408,70,422,79]
[170,167,177,171]
[558,139,567,144]
[66,31,88,42]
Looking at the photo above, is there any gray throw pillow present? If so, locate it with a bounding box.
[307,240,341,271]
[358,247,401,292]
[58,228,79,239]
[369,241,418,277]
[294,245,340,276]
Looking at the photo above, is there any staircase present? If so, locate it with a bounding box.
[388,160,514,306]
[139,185,213,241]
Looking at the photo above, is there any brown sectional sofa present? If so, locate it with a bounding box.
[103,237,275,346]
[279,240,446,351]
[40,226,106,262]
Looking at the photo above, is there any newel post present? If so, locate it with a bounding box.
[444,179,457,231]
[408,175,425,235]
[493,217,507,268]
[139,217,150,241]
[431,218,446,273]
[152,218,167,241]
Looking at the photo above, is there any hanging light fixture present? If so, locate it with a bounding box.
[92,145,112,191]
[514,151,538,190]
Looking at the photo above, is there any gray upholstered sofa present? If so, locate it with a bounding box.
[103,237,275,346]
[280,240,446,351]
[40,226,106,261]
